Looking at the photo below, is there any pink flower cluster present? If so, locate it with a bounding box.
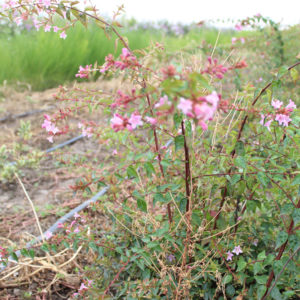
[226,245,243,261]
[154,95,174,117]
[260,99,296,131]
[42,114,60,143]
[232,37,245,45]
[111,89,137,108]
[235,23,243,31]
[65,213,86,234]
[73,280,93,298]
[110,112,143,132]
[76,65,92,79]
[202,57,228,79]
[0,246,7,262]
[2,0,17,10]
[100,48,140,73]
[177,91,220,130]
[78,122,93,138]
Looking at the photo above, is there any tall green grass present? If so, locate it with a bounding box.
[0,24,160,90]
[0,23,234,90]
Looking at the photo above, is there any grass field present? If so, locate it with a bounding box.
[0,22,243,90]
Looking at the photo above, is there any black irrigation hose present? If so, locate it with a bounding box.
[0,138,173,272]
[0,107,54,123]
[6,135,84,167]
[45,134,84,153]
[0,187,109,272]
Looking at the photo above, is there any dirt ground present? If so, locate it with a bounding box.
[0,79,129,298]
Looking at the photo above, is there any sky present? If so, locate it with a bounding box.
[91,0,300,27]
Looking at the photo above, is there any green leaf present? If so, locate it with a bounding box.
[275,231,288,249]
[235,141,245,156]
[257,172,269,187]
[173,113,182,129]
[20,249,29,257]
[290,68,299,82]
[235,156,247,169]
[237,257,247,272]
[270,286,283,300]
[174,135,185,152]
[277,66,289,79]
[185,120,192,137]
[223,274,232,285]
[230,174,241,185]
[137,198,147,213]
[127,166,138,179]
[154,222,169,236]
[28,249,35,259]
[280,203,294,215]
[291,174,300,186]
[144,162,155,178]
[10,252,18,262]
[255,275,268,284]
[153,193,166,206]
[147,241,160,248]
[258,250,267,260]
[40,244,50,253]
[257,285,267,299]
[254,262,263,275]
[225,285,235,297]
[292,209,300,226]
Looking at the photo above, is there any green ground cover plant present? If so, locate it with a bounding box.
[0,1,299,299]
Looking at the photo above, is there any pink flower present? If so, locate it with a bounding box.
[111,114,126,132]
[82,127,93,138]
[33,19,41,31]
[129,113,143,129]
[87,279,93,286]
[177,98,193,115]
[74,212,80,219]
[260,114,265,125]
[75,65,92,79]
[74,227,80,233]
[155,95,171,108]
[79,283,88,291]
[205,91,219,109]
[226,251,234,261]
[47,136,54,143]
[203,57,228,79]
[232,245,243,255]
[194,103,214,120]
[45,231,53,239]
[286,99,296,111]
[198,120,208,131]
[121,48,131,59]
[235,23,243,31]
[42,119,52,130]
[60,31,67,39]
[275,114,291,127]
[57,223,64,228]
[271,99,283,109]
[44,24,51,32]
[145,116,157,125]
[112,149,118,155]
[264,119,273,131]
[240,37,245,44]
[232,37,237,45]
[42,0,51,8]
[53,26,59,32]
